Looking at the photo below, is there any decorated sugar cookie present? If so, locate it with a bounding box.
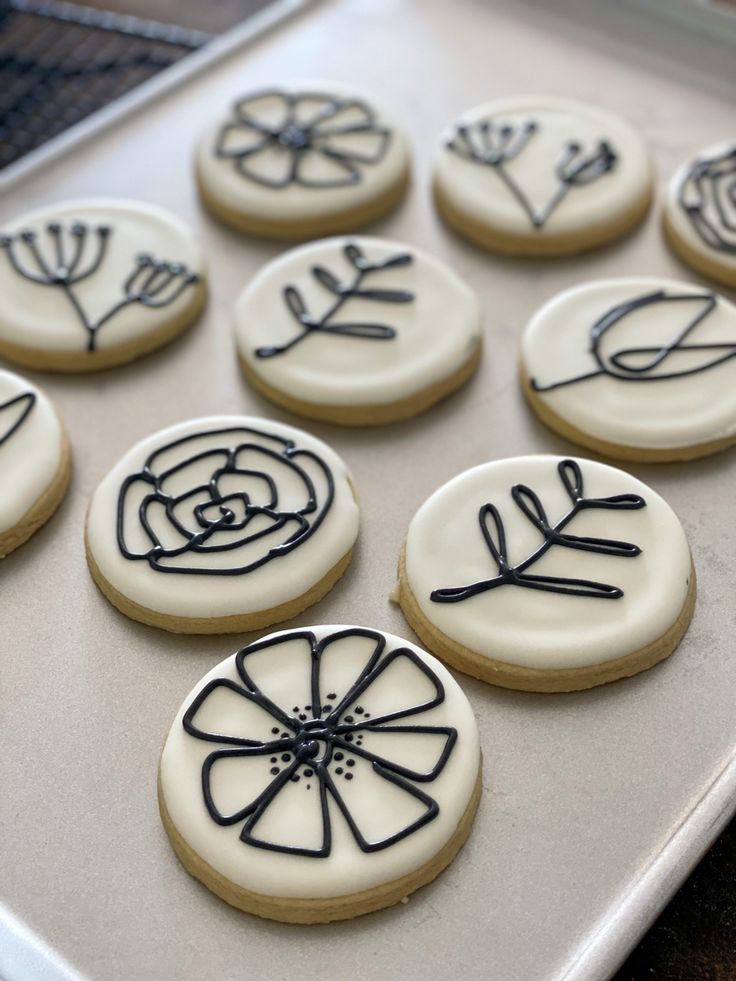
[663,141,736,288]
[235,236,482,425]
[395,456,694,692]
[433,96,653,256]
[0,199,206,372]
[0,369,70,557]
[85,417,359,633]
[521,278,736,462]
[195,83,411,239]
[159,625,481,922]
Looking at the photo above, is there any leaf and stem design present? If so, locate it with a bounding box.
[431,459,645,604]
[446,118,617,229]
[531,290,736,392]
[0,390,35,447]
[677,145,736,254]
[255,242,414,359]
[0,221,199,352]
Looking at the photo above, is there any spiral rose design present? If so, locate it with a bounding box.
[116,426,334,575]
[678,145,736,254]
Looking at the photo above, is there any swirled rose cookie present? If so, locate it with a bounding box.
[521,278,736,462]
[0,199,206,372]
[159,625,481,922]
[663,141,736,289]
[85,417,359,633]
[196,83,410,239]
[235,237,482,425]
[433,96,653,256]
[0,369,70,557]
[394,456,694,693]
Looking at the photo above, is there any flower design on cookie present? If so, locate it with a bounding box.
[0,221,199,352]
[446,118,617,229]
[0,389,35,448]
[677,144,736,254]
[116,425,334,575]
[215,89,392,189]
[182,628,457,856]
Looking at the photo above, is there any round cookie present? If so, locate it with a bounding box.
[663,141,736,289]
[394,455,694,693]
[235,236,482,425]
[433,96,653,256]
[196,83,411,240]
[85,416,359,633]
[520,278,736,462]
[0,369,71,557]
[0,199,207,372]
[159,624,481,923]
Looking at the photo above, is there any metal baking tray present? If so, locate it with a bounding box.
[1,2,734,979]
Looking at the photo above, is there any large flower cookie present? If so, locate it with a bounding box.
[85,416,359,632]
[520,277,736,462]
[394,455,695,692]
[663,141,736,289]
[0,369,70,557]
[195,83,411,239]
[158,625,481,922]
[234,236,482,425]
[433,96,652,256]
[0,199,206,372]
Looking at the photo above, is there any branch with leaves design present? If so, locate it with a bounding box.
[255,242,414,359]
[446,119,617,229]
[0,221,199,352]
[432,459,646,604]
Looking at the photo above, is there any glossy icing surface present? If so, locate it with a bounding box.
[235,236,482,406]
[0,198,205,353]
[0,369,63,533]
[86,416,359,618]
[160,625,480,898]
[522,277,736,449]
[404,455,691,670]
[196,82,410,223]
[434,96,650,237]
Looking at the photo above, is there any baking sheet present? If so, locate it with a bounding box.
[1,2,735,979]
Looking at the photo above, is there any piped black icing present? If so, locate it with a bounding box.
[431,459,645,603]
[255,242,413,358]
[215,89,391,189]
[0,221,199,352]
[531,290,735,392]
[182,628,457,857]
[0,390,35,447]
[677,145,736,254]
[446,118,616,230]
[116,425,334,575]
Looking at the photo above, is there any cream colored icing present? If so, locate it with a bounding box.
[434,95,651,238]
[86,416,359,619]
[234,236,482,407]
[196,82,410,224]
[404,455,692,670]
[159,625,480,899]
[0,198,205,353]
[522,277,736,449]
[665,140,736,280]
[0,369,63,535]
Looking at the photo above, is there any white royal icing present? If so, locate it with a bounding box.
[434,96,651,238]
[0,198,205,354]
[196,82,410,225]
[0,369,63,535]
[404,455,692,671]
[160,625,480,899]
[664,140,736,281]
[234,236,482,408]
[522,277,736,450]
[86,416,360,620]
